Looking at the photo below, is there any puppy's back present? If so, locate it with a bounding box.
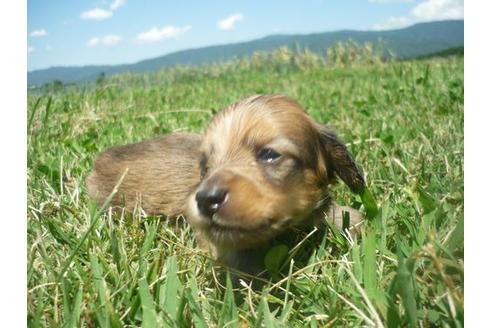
[87,133,202,216]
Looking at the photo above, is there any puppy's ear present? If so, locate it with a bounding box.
[316,124,366,194]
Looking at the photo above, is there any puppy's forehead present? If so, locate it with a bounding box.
[203,95,317,155]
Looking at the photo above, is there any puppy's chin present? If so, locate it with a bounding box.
[185,194,293,250]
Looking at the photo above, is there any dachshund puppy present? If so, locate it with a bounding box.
[87,95,366,274]
[185,95,365,272]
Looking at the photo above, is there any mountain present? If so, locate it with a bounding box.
[27,20,464,86]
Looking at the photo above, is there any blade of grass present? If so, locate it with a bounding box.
[360,187,378,219]
[391,248,418,328]
[69,285,84,328]
[158,256,182,322]
[43,96,53,127]
[59,168,128,278]
[28,96,43,132]
[256,297,277,328]
[186,287,208,328]
[138,278,160,328]
[90,254,121,328]
[363,229,377,299]
[218,273,239,328]
[343,258,384,328]
[445,217,464,253]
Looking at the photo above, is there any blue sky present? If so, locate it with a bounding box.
[27,0,463,71]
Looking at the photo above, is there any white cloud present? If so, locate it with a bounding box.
[411,0,464,20]
[87,35,123,47]
[45,45,53,51]
[80,8,113,20]
[81,1,125,21]
[136,25,191,43]
[30,29,47,37]
[87,37,100,47]
[217,13,244,30]
[28,46,35,54]
[110,0,125,11]
[372,16,412,30]
[371,0,463,30]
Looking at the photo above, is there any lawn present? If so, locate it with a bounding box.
[27,50,464,327]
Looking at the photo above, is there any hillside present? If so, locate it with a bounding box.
[27,19,464,86]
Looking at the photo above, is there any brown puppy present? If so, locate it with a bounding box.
[185,95,365,272]
[87,95,365,273]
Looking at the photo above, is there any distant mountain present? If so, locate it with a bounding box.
[27,20,464,86]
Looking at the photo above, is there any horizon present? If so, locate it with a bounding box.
[28,0,464,72]
[27,19,464,73]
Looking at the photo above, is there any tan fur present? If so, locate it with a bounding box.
[186,95,365,270]
[87,95,366,274]
[87,133,202,216]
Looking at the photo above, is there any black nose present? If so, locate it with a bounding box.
[195,188,228,218]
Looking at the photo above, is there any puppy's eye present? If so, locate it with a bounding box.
[257,148,282,163]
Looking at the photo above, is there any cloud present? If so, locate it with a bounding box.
[110,0,126,11]
[30,29,47,37]
[28,46,35,54]
[411,0,464,20]
[87,35,123,47]
[372,16,412,30]
[136,25,191,43]
[81,1,125,21]
[217,13,244,30]
[371,0,463,30]
[80,8,113,20]
[87,37,100,47]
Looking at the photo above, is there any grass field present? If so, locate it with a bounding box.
[27,49,464,327]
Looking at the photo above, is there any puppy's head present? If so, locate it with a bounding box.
[186,95,365,250]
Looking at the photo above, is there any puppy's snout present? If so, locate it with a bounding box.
[196,187,228,218]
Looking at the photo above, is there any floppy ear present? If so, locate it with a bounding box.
[316,124,366,194]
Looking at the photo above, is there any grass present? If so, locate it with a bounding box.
[27,49,464,327]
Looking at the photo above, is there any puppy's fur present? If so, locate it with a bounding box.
[185,95,365,271]
[87,133,202,216]
[87,95,366,274]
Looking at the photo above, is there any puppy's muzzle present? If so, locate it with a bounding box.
[195,185,228,218]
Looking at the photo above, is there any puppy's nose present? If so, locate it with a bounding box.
[195,188,228,218]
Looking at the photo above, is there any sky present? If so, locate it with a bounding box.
[27,0,464,71]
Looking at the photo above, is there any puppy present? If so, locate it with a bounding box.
[185,95,365,272]
[87,95,366,274]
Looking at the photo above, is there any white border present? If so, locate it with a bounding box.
[0,0,27,324]
[465,1,492,327]
[4,0,481,325]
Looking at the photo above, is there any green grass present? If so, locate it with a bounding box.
[27,52,463,327]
